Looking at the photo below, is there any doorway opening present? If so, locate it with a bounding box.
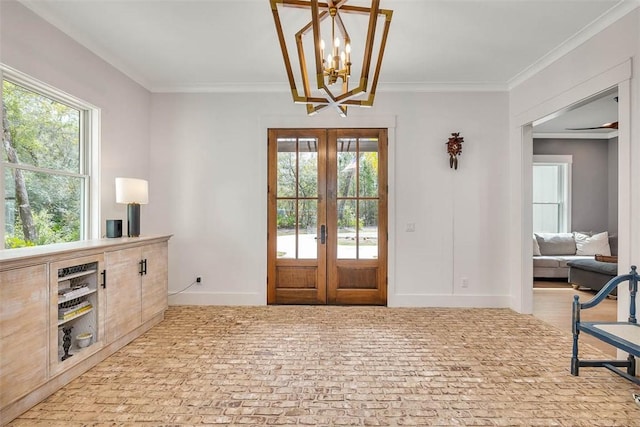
[530,89,619,331]
[267,128,388,305]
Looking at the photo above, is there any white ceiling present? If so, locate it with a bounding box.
[19,0,636,92]
[533,89,619,138]
[16,0,634,133]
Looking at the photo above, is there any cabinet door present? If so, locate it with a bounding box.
[0,264,48,408]
[104,247,142,344]
[141,241,169,322]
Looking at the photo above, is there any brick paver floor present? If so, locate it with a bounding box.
[9,306,640,426]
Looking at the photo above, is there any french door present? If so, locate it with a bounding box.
[267,128,387,305]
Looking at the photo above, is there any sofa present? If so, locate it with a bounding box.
[533,231,616,279]
[567,258,618,295]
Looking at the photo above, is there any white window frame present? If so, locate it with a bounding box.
[0,65,101,247]
[532,154,572,233]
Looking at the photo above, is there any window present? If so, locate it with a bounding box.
[1,70,97,249]
[532,155,572,233]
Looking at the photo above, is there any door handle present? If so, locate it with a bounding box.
[314,225,326,244]
[101,270,107,288]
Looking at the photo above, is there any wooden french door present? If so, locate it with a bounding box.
[267,128,387,305]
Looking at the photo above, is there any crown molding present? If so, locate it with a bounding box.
[150,82,290,94]
[376,82,508,93]
[508,0,640,90]
[151,81,508,94]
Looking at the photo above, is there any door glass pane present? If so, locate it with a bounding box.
[337,199,357,259]
[277,199,296,258]
[298,138,318,197]
[337,138,356,197]
[359,138,378,197]
[298,200,318,259]
[276,137,319,260]
[359,200,378,259]
[277,139,297,198]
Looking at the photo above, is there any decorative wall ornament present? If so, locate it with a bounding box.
[446,133,464,170]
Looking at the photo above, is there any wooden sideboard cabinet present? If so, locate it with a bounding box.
[0,235,170,425]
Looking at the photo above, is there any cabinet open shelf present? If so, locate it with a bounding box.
[54,259,100,365]
[55,339,101,372]
[58,287,97,304]
[57,269,97,282]
[57,306,93,326]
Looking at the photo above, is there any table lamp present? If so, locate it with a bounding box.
[115,177,148,237]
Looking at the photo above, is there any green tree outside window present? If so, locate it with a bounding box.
[2,80,85,248]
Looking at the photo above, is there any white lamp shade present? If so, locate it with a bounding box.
[115,177,149,204]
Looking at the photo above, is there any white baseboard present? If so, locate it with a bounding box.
[168,292,265,306]
[389,293,511,308]
[168,292,509,308]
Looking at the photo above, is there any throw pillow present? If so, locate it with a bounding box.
[574,231,611,256]
[535,233,576,256]
[533,235,541,256]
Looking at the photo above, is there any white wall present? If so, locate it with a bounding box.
[1,0,511,309]
[0,0,151,235]
[509,9,640,314]
[608,138,619,234]
[150,90,511,307]
[533,138,612,233]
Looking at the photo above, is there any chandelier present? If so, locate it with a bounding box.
[270,0,393,117]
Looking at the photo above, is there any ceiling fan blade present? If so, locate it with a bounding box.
[566,121,618,131]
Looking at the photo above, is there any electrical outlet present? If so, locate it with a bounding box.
[461,277,469,288]
[406,222,416,232]
[196,276,202,285]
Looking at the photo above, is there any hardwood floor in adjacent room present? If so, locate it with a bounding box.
[533,282,617,356]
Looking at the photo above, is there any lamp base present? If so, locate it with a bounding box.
[127,203,141,237]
